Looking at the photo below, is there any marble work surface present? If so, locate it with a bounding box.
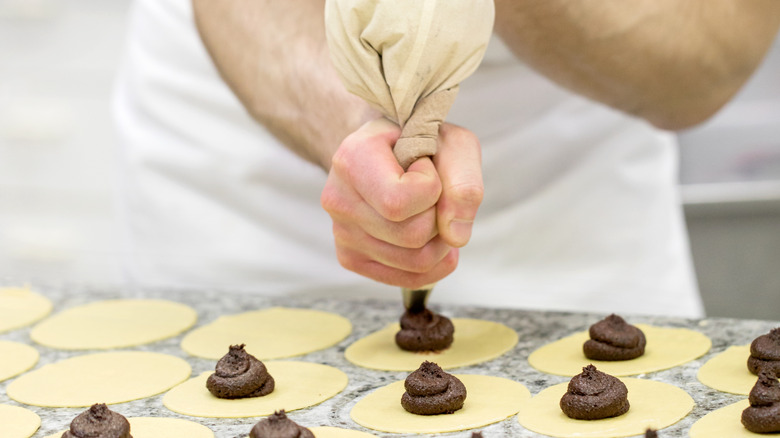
[1,282,777,438]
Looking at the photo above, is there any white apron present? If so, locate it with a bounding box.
[113,0,704,317]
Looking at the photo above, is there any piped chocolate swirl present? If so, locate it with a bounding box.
[645,428,658,438]
[206,344,275,399]
[583,314,646,361]
[401,361,467,415]
[741,371,780,433]
[748,328,780,376]
[62,403,132,438]
[249,410,314,438]
[560,365,630,420]
[395,307,454,352]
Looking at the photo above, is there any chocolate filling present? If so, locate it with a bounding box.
[741,370,780,433]
[62,403,132,438]
[395,307,454,352]
[249,410,314,438]
[748,328,780,376]
[206,344,275,399]
[471,432,485,438]
[645,428,658,438]
[583,314,646,361]
[401,361,467,415]
[560,364,630,420]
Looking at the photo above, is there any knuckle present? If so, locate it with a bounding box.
[451,181,484,206]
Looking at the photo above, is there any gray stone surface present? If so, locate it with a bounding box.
[0,282,776,438]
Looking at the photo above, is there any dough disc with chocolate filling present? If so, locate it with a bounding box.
[181,308,351,360]
[345,318,518,371]
[44,417,215,438]
[697,345,755,395]
[0,286,52,333]
[0,404,40,438]
[0,340,38,382]
[350,375,529,434]
[163,361,347,417]
[518,378,693,438]
[690,399,758,437]
[7,351,191,407]
[529,324,711,376]
[31,299,197,350]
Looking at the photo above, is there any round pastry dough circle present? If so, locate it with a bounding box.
[310,426,377,437]
[689,399,758,437]
[350,374,529,434]
[0,287,52,333]
[7,351,192,407]
[517,378,693,438]
[528,324,711,376]
[0,340,38,382]
[181,307,352,360]
[345,318,518,371]
[44,416,214,438]
[163,361,348,418]
[697,345,755,395]
[0,404,40,438]
[31,299,197,350]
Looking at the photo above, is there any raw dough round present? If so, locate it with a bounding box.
[163,361,348,418]
[345,318,518,371]
[528,324,711,376]
[517,378,694,438]
[31,299,197,350]
[689,399,756,437]
[7,351,191,407]
[181,307,352,360]
[0,404,41,438]
[350,374,529,434]
[697,345,755,395]
[0,340,38,382]
[44,416,214,438]
[0,286,52,333]
[310,426,377,437]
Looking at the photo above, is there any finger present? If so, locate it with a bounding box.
[335,119,442,221]
[335,245,459,288]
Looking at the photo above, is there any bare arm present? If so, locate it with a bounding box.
[192,0,378,170]
[494,0,780,130]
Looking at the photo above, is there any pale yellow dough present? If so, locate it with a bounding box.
[690,399,761,437]
[44,416,214,438]
[517,378,694,438]
[163,361,348,418]
[697,345,755,395]
[0,404,40,438]
[7,351,191,407]
[345,318,518,371]
[0,286,52,333]
[0,340,38,382]
[181,307,352,360]
[31,299,197,349]
[310,426,377,437]
[350,374,529,434]
[528,324,711,376]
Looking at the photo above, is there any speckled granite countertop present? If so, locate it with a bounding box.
[1,283,776,438]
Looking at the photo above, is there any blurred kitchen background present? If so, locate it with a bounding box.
[1,0,778,319]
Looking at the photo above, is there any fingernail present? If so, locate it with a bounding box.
[448,219,473,247]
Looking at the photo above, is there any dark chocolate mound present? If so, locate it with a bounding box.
[249,410,314,438]
[583,314,646,361]
[401,361,467,415]
[395,307,454,352]
[560,364,630,420]
[645,428,658,438]
[207,344,275,399]
[62,403,132,438]
[741,370,780,433]
[471,432,485,438]
[747,327,780,376]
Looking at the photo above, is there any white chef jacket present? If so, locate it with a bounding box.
[113,0,704,317]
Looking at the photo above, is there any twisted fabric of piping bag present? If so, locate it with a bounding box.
[325,0,494,170]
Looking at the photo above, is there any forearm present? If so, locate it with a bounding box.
[494,0,780,130]
[192,0,378,170]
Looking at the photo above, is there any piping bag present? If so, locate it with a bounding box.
[325,0,494,307]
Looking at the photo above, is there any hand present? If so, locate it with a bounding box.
[321,118,483,288]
